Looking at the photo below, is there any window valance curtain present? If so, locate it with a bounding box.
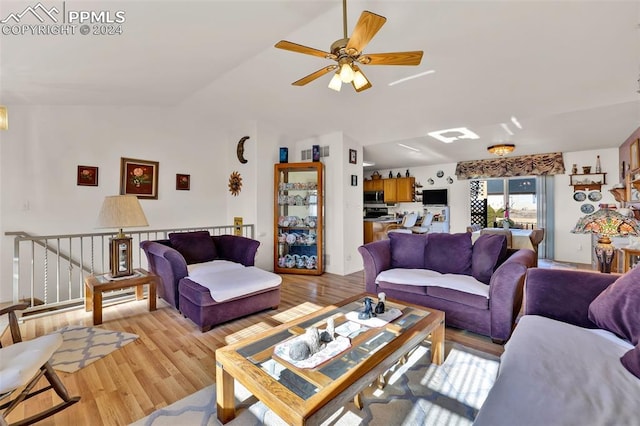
[455,152,565,180]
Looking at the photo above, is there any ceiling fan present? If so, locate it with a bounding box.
[275,0,423,92]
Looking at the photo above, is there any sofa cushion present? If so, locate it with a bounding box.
[424,232,472,275]
[621,345,640,379]
[388,232,426,268]
[472,234,507,285]
[426,286,489,309]
[169,231,217,264]
[588,266,640,345]
[474,315,638,426]
[375,268,489,298]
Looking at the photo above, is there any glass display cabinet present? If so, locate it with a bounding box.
[274,162,324,275]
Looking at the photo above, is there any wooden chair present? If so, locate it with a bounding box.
[480,228,513,248]
[0,303,80,425]
[528,228,545,266]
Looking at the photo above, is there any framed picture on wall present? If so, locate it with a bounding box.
[77,165,98,186]
[176,174,190,190]
[630,139,639,171]
[351,174,358,186]
[349,149,357,164]
[120,157,159,199]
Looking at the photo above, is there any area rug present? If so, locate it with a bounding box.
[131,342,499,426]
[49,325,138,373]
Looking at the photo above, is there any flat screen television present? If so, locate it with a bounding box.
[422,189,448,205]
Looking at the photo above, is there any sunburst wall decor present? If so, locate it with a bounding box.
[228,171,242,196]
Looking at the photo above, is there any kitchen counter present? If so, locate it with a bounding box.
[363,218,401,243]
[363,217,400,223]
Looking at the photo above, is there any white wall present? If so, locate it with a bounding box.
[0,105,229,299]
[554,147,619,264]
[293,131,363,275]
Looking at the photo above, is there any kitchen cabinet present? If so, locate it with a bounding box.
[274,162,323,275]
[396,177,415,202]
[363,179,383,192]
[383,177,415,203]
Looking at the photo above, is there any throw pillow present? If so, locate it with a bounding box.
[388,232,427,269]
[169,231,217,264]
[472,234,508,284]
[588,266,640,345]
[621,345,640,380]
[424,232,472,275]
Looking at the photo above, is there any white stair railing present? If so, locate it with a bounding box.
[5,224,255,315]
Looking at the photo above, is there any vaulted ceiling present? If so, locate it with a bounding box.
[1,1,639,170]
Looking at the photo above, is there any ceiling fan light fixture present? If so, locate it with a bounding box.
[339,63,355,83]
[0,106,7,130]
[328,73,343,91]
[487,144,516,156]
[353,69,369,90]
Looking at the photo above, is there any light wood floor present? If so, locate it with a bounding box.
[3,270,505,425]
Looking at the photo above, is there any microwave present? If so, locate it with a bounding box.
[364,191,384,204]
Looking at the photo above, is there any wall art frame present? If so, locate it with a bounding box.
[349,149,357,164]
[176,174,190,190]
[120,157,159,199]
[351,174,358,186]
[630,139,639,172]
[77,165,98,186]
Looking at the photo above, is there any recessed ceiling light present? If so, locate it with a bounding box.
[388,70,435,86]
[427,128,479,144]
[510,116,522,129]
[397,143,420,152]
[500,123,514,136]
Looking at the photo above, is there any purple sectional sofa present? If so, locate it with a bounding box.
[141,231,281,332]
[475,267,640,425]
[358,232,536,342]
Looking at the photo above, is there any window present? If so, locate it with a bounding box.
[471,178,537,229]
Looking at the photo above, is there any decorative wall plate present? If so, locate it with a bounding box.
[588,191,602,202]
[446,176,453,184]
[436,170,444,178]
[228,171,242,196]
[428,178,434,185]
[580,203,595,214]
[573,192,586,202]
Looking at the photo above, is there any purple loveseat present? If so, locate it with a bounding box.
[475,267,640,425]
[141,231,281,332]
[358,232,536,342]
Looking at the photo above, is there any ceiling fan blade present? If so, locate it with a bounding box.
[351,65,372,93]
[360,51,424,66]
[345,11,387,55]
[292,66,338,86]
[275,40,331,59]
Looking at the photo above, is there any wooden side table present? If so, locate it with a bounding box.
[84,268,158,325]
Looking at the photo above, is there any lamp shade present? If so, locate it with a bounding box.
[571,208,640,238]
[97,195,148,236]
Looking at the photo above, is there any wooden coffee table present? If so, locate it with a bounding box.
[84,268,158,325]
[215,293,445,425]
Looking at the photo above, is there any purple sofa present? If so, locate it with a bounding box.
[141,231,281,332]
[358,232,536,342]
[475,267,640,425]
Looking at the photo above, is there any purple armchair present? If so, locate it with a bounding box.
[141,231,280,331]
[358,232,536,342]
